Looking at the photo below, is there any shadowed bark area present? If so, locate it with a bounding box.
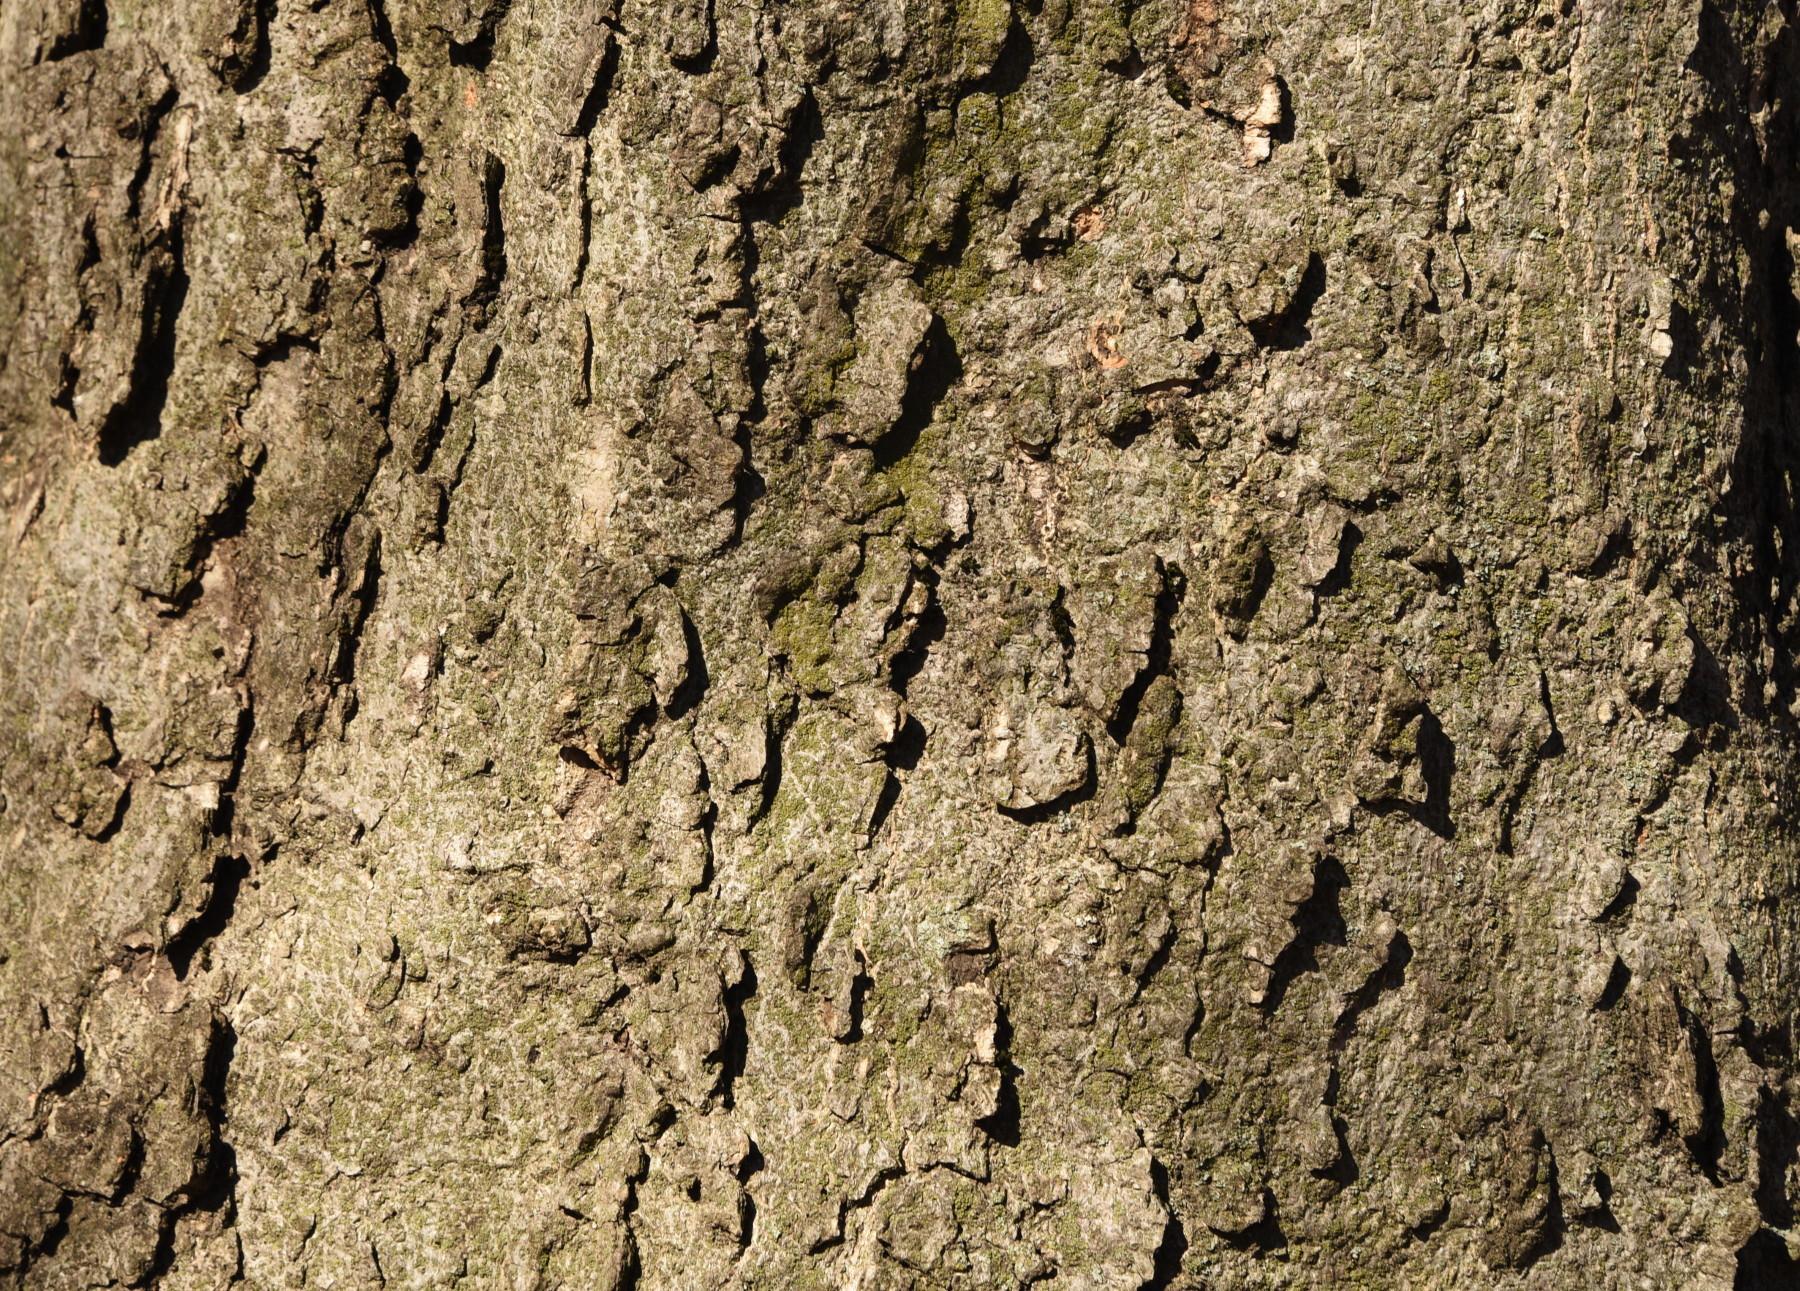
[3,1,1800,1287]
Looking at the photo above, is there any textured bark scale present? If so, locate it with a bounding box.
[3,0,1800,1287]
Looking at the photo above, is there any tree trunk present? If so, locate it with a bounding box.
[3,0,1799,1286]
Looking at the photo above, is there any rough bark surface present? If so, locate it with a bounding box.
[4,0,1800,1287]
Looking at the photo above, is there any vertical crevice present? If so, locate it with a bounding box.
[45,0,107,60]
[717,955,758,1109]
[95,235,186,467]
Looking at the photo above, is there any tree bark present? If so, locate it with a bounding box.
[3,0,1800,1286]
